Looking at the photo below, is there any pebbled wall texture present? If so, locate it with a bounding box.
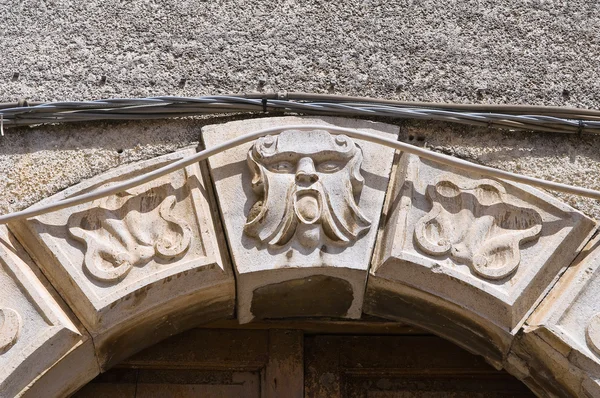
[0,0,599,218]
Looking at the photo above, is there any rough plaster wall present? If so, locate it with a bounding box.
[2,0,600,105]
[0,0,599,218]
[0,119,201,215]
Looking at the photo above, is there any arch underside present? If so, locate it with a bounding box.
[1,116,599,398]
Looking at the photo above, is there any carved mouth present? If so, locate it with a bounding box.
[294,189,322,224]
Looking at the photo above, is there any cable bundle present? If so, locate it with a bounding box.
[1,93,599,134]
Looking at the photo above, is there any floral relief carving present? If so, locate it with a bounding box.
[414,177,543,280]
[67,186,192,282]
[244,129,371,250]
[0,307,21,355]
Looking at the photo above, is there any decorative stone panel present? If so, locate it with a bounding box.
[365,153,596,367]
[9,148,235,367]
[0,226,98,397]
[507,234,600,397]
[203,117,399,323]
[1,117,598,397]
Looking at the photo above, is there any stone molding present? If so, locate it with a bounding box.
[0,117,598,397]
[507,234,600,397]
[0,226,98,397]
[365,152,596,371]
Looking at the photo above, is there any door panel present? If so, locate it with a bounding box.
[305,335,534,397]
[75,328,534,398]
[74,329,301,398]
[136,371,260,398]
[75,369,260,398]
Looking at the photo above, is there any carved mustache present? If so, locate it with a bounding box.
[267,181,367,247]
[244,164,372,247]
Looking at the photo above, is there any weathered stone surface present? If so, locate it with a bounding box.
[365,152,596,366]
[508,234,600,397]
[0,226,98,397]
[204,117,398,323]
[9,148,235,367]
[364,279,509,367]
[0,115,598,396]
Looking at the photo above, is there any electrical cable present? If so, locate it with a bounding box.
[1,124,599,225]
[1,94,600,135]
[277,93,600,117]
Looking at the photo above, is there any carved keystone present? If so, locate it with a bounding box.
[9,148,235,367]
[204,117,398,323]
[365,153,596,367]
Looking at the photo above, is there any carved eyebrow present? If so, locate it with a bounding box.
[259,149,354,163]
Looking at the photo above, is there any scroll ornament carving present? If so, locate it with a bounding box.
[586,313,600,356]
[0,307,21,355]
[414,177,542,280]
[68,188,192,282]
[244,130,371,250]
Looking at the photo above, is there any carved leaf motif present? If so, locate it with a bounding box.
[68,188,192,283]
[414,177,542,280]
[0,308,21,355]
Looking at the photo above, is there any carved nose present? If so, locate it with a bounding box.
[295,157,319,184]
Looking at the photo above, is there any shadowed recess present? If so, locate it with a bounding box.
[251,275,354,319]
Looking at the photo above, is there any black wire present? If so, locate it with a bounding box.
[1,94,599,135]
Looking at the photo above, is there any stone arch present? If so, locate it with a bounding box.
[1,116,599,397]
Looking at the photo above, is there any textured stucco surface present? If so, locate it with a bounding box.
[0,119,200,215]
[0,0,599,218]
[1,0,600,106]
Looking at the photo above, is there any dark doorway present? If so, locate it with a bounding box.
[75,320,534,397]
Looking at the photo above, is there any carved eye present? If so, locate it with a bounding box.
[317,161,342,173]
[269,161,294,173]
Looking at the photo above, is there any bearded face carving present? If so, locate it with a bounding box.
[244,129,371,249]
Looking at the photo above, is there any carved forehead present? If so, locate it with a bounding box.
[253,129,357,159]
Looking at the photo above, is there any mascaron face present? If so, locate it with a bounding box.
[244,129,371,250]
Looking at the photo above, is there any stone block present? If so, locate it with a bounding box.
[508,234,600,397]
[365,153,596,366]
[203,117,398,323]
[0,226,98,397]
[9,148,235,367]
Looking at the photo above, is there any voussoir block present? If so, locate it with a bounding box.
[9,148,235,367]
[508,234,600,397]
[0,226,98,398]
[365,153,596,367]
[203,117,398,323]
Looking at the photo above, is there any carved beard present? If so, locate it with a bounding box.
[244,152,371,248]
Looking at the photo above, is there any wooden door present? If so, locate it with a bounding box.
[75,326,534,397]
[74,328,303,398]
[304,335,533,397]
